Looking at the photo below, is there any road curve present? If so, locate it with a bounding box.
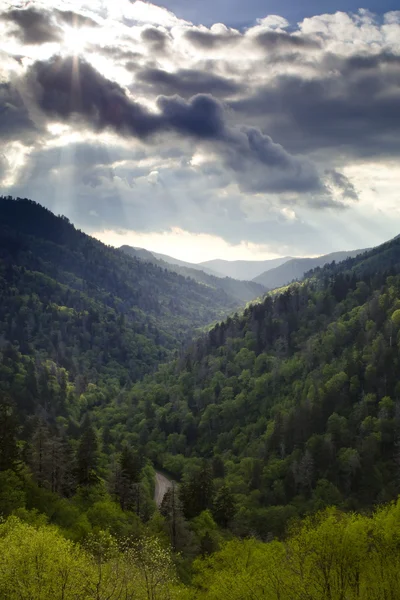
[154,471,173,506]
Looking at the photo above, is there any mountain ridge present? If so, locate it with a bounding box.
[199,256,293,280]
[253,248,370,288]
[120,245,267,304]
[0,196,243,388]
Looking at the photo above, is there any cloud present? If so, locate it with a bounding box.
[27,55,326,196]
[136,67,242,98]
[0,83,38,142]
[140,27,169,52]
[1,2,400,259]
[254,30,321,51]
[230,49,400,157]
[183,28,241,50]
[31,56,159,137]
[54,9,100,29]
[326,169,359,201]
[1,7,61,44]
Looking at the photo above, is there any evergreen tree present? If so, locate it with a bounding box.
[76,417,99,487]
[0,396,19,472]
[212,483,236,528]
[180,461,214,519]
[160,483,193,552]
[29,421,51,488]
[115,445,142,511]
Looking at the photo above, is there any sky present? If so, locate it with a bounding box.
[1,1,400,262]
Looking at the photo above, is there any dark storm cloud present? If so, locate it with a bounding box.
[220,126,324,194]
[141,27,169,51]
[54,9,99,29]
[27,55,326,196]
[31,56,160,137]
[231,50,400,156]
[0,83,38,142]
[1,8,61,44]
[184,29,240,49]
[92,45,143,63]
[136,67,242,97]
[254,30,321,51]
[326,169,358,201]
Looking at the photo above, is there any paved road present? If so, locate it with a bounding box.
[154,471,173,506]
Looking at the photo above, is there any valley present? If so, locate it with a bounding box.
[1,0,399,595]
[1,196,400,598]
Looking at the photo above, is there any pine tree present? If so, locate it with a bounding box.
[160,483,193,552]
[212,483,236,528]
[76,417,99,486]
[180,461,214,519]
[30,421,51,488]
[0,395,19,472]
[115,445,142,510]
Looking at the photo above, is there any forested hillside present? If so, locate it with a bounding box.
[95,234,400,537]
[0,196,242,390]
[3,196,400,598]
[121,244,267,303]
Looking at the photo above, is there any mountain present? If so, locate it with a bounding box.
[120,246,220,277]
[2,195,400,593]
[199,256,292,280]
[0,196,240,393]
[120,245,267,304]
[253,248,369,288]
[96,232,400,536]
[120,246,156,262]
[152,251,220,277]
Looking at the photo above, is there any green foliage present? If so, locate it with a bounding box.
[0,196,242,426]
[4,195,400,591]
[97,236,400,535]
[0,517,179,600]
[0,471,26,516]
[192,499,400,599]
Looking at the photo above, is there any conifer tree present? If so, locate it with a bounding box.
[0,396,19,472]
[212,483,236,528]
[76,417,99,486]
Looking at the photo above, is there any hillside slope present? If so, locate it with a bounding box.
[152,251,220,277]
[254,248,368,288]
[120,245,267,304]
[0,196,240,393]
[95,233,400,536]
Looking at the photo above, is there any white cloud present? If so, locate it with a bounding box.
[254,15,289,30]
[92,227,283,263]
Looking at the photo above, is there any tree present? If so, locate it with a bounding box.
[0,396,19,472]
[180,461,214,519]
[76,417,99,487]
[160,483,193,552]
[212,483,236,528]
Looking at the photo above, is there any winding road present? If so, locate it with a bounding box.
[154,471,173,506]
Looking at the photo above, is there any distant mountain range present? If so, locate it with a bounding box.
[119,246,266,304]
[198,257,292,280]
[120,246,370,293]
[253,249,369,289]
[152,252,220,277]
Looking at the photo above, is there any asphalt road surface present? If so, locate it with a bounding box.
[154,471,173,506]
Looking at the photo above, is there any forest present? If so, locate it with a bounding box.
[2,196,400,598]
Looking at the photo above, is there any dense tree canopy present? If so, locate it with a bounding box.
[3,197,400,596]
[94,233,400,535]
